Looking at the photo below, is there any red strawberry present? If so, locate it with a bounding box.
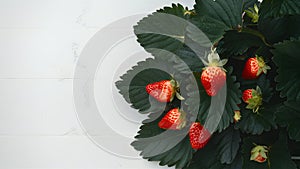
[242,89,254,103]
[242,56,271,80]
[254,154,267,163]
[189,122,211,149]
[201,67,227,96]
[158,108,186,130]
[242,86,262,112]
[146,79,184,102]
[201,49,227,96]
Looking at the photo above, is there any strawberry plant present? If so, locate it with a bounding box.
[116,0,300,168]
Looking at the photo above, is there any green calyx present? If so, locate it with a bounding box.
[256,55,271,76]
[246,86,263,113]
[170,79,185,101]
[176,109,187,130]
[202,48,228,71]
[245,4,259,23]
[184,9,196,16]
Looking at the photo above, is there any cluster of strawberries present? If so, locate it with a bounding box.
[145,76,211,149]
[145,50,270,151]
[241,56,270,112]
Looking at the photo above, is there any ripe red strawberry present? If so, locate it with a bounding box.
[201,49,227,96]
[201,67,226,96]
[242,56,271,80]
[242,86,262,112]
[158,108,186,130]
[242,89,254,103]
[146,79,184,102]
[189,122,211,149]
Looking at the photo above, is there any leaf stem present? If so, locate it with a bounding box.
[241,27,273,48]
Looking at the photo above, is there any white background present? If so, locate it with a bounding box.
[0,0,194,168]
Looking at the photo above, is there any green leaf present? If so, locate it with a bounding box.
[259,0,300,19]
[258,15,300,44]
[287,16,300,39]
[192,0,261,44]
[156,3,188,17]
[276,101,300,141]
[258,1,300,44]
[186,67,241,133]
[218,30,265,56]
[257,75,274,103]
[173,46,204,72]
[193,0,252,43]
[134,4,188,54]
[235,104,277,135]
[185,141,224,169]
[132,112,193,168]
[224,153,243,169]
[184,140,243,169]
[149,137,194,168]
[189,15,228,44]
[269,131,298,169]
[134,4,208,72]
[135,113,166,138]
[194,0,244,29]
[213,126,241,164]
[272,38,300,101]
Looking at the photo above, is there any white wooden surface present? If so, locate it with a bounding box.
[0,0,194,168]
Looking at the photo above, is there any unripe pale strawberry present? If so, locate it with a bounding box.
[250,145,268,163]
